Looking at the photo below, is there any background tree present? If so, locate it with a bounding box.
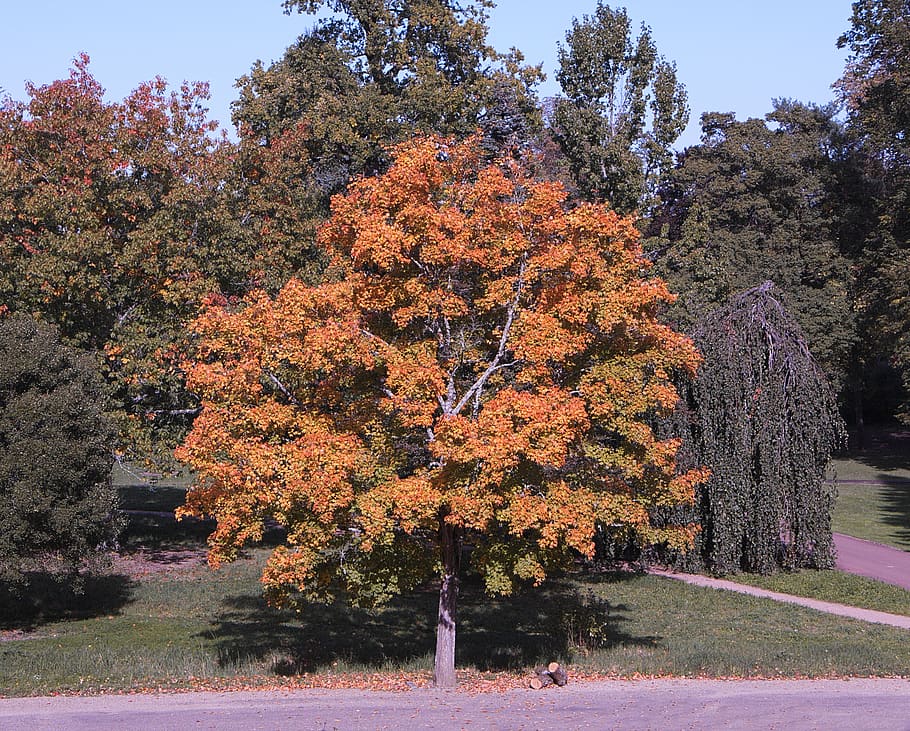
[551,2,688,213]
[672,284,844,574]
[0,57,251,463]
[229,120,330,294]
[0,314,120,589]
[837,0,910,422]
[650,103,857,392]
[279,0,496,135]
[230,1,543,289]
[176,136,706,688]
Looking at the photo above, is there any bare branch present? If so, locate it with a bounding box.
[452,257,527,416]
[265,369,300,406]
[150,407,202,416]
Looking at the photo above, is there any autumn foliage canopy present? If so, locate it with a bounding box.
[177,135,705,612]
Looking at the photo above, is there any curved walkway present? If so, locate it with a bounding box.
[833,532,910,591]
[650,568,910,629]
[651,532,910,630]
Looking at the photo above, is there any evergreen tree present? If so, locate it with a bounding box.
[0,314,120,589]
[651,103,857,391]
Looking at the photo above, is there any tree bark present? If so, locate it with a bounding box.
[433,520,461,689]
[853,384,866,451]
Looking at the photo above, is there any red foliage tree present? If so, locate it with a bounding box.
[0,55,250,460]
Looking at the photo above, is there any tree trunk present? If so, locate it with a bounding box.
[853,384,866,451]
[433,520,461,689]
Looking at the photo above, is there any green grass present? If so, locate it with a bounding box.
[111,462,193,489]
[4,542,910,697]
[4,440,909,698]
[721,570,910,617]
[829,428,910,551]
[831,476,910,551]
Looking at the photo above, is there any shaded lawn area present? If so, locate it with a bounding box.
[4,464,910,698]
[4,544,910,697]
[830,427,910,550]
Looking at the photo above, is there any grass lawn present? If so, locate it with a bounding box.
[3,521,910,697]
[830,428,910,551]
[5,446,909,699]
[720,570,910,617]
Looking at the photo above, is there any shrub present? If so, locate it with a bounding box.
[0,314,120,589]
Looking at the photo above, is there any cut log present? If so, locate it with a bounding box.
[548,662,568,687]
[529,665,556,689]
[530,663,568,689]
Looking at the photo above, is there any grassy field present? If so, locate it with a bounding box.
[830,428,910,550]
[723,570,910,616]
[3,435,909,699]
[3,510,910,697]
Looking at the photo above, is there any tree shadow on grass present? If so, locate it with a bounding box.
[877,474,910,550]
[119,512,286,554]
[844,427,910,474]
[119,512,215,552]
[203,572,659,675]
[0,572,134,631]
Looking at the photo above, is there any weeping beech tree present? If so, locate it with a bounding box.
[677,282,845,574]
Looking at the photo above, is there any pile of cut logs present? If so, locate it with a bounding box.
[529,662,568,689]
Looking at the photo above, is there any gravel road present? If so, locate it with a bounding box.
[2,679,910,731]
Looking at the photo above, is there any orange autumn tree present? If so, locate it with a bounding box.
[176,136,706,688]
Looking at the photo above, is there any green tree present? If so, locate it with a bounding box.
[673,284,844,574]
[837,0,910,422]
[229,2,543,292]
[0,56,250,462]
[237,1,541,163]
[0,314,120,589]
[551,2,688,213]
[651,103,857,391]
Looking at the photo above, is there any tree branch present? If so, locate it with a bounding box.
[265,369,301,406]
[451,257,527,416]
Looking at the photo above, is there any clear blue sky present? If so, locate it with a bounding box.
[0,1,852,149]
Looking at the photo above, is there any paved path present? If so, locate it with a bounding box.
[650,532,910,630]
[2,680,910,730]
[834,532,910,591]
[650,568,910,629]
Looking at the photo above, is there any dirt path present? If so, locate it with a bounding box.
[1,679,909,730]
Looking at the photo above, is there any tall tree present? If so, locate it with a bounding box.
[235,1,542,175]
[551,2,688,213]
[674,284,844,574]
[176,136,706,688]
[0,57,250,462]
[0,314,120,589]
[229,1,542,289]
[837,0,910,422]
[650,103,857,391]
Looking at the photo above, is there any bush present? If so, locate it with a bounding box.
[0,314,120,589]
